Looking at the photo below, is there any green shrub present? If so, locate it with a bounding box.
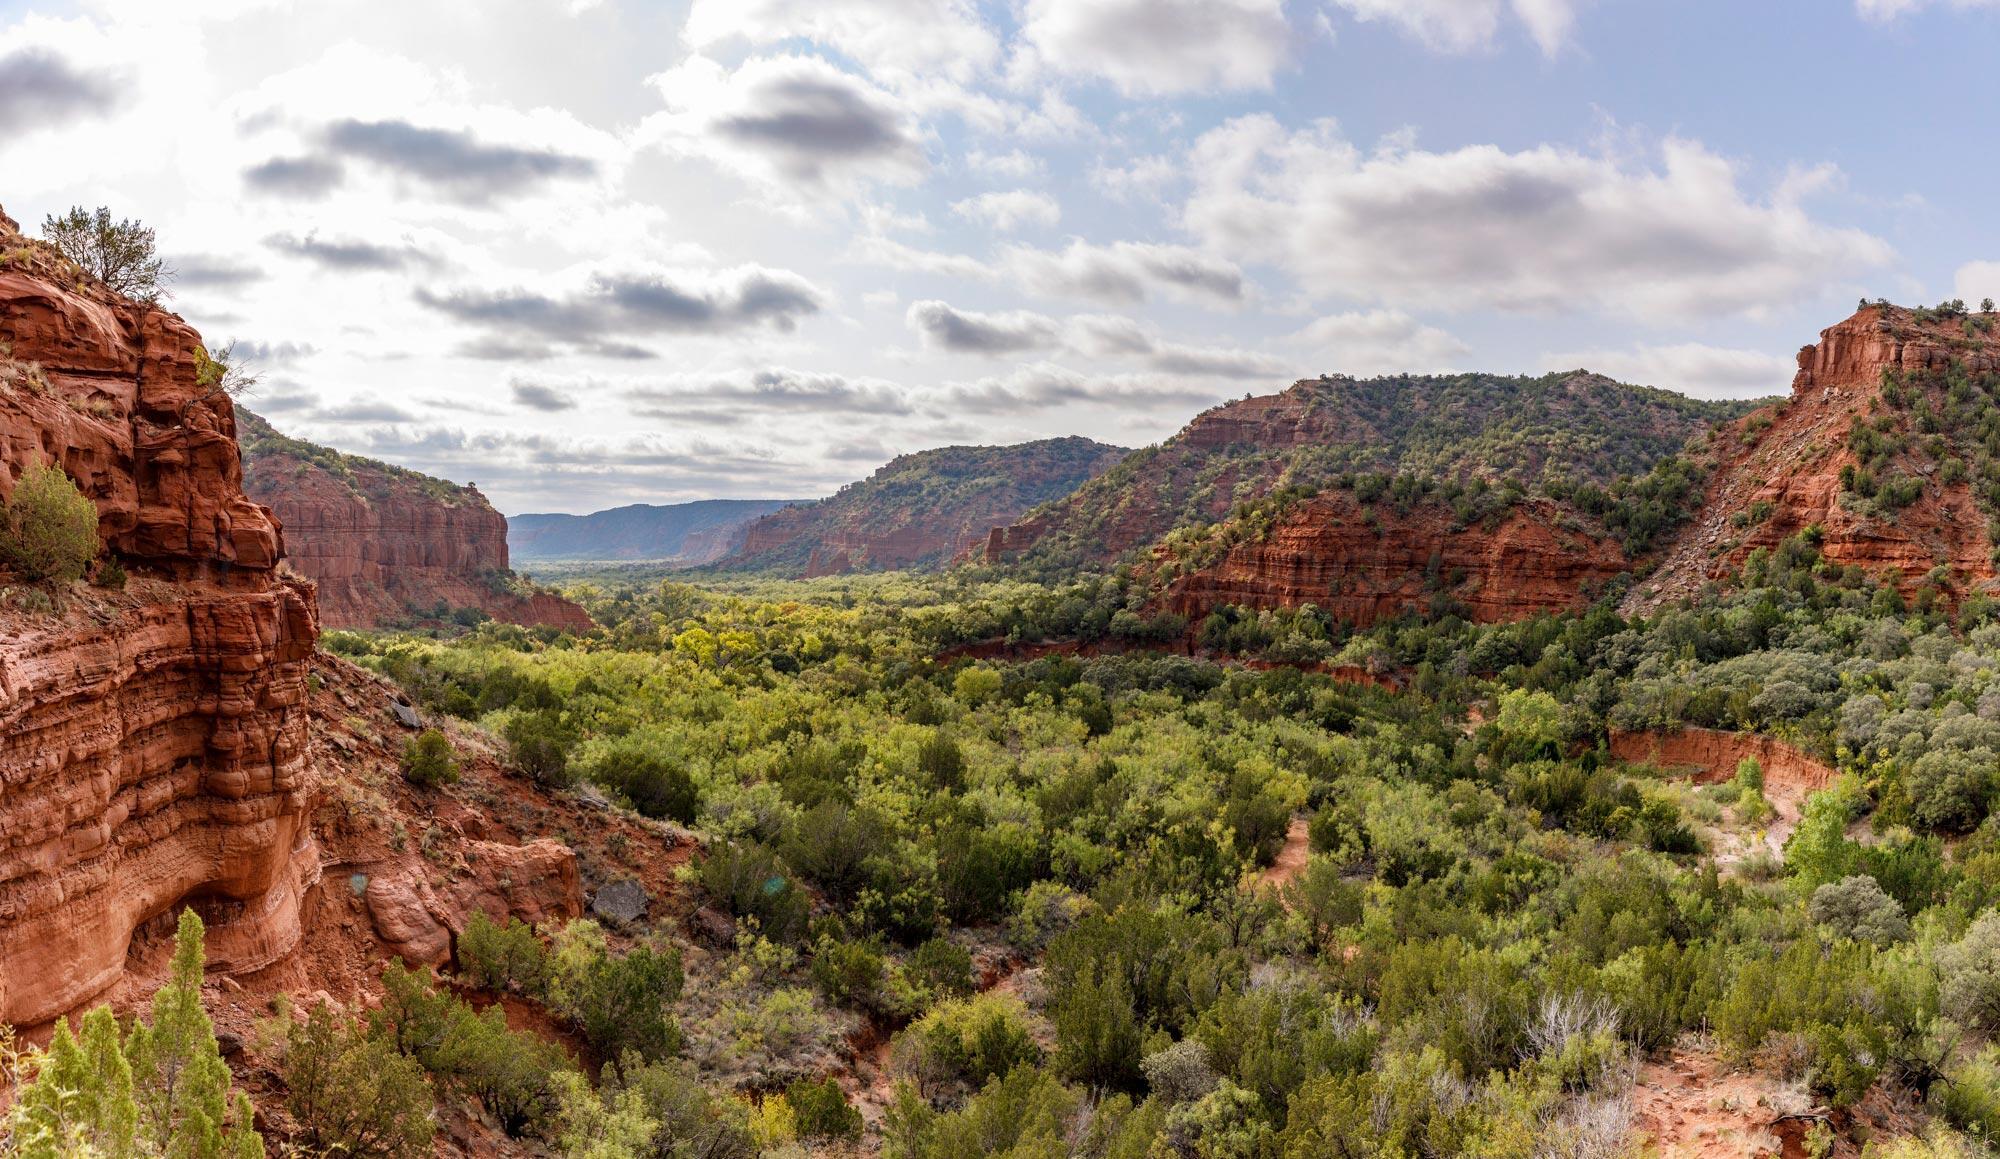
[399,728,461,788]
[895,992,1043,1096]
[809,936,888,1009]
[285,1001,435,1158]
[1935,1047,2000,1144]
[547,920,684,1063]
[907,936,976,1002]
[1808,875,1910,945]
[585,738,699,824]
[456,911,548,995]
[41,206,167,300]
[697,841,810,943]
[1941,912,2000,1036]
[785,1077,861,1142]
[370,962,567,1138]
[2,462,98,583]
[504,709,577,787]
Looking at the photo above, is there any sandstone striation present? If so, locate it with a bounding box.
[238,410,592,632]
[1162,494,1630,627]
[0,207,321,1031]
[1608,727,1836,793]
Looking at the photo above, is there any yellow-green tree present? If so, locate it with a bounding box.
[4,908,262,1159]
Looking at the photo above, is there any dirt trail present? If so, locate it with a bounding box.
[1631,1052,1800,1158]
[1258,816,1312,895]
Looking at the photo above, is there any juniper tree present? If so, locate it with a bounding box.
[40,207,170,301]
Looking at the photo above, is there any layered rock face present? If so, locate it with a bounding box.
[239,411,592,632]
[1634,306,1999,610]
[0,210,321,1031]
[1608,727,1835,793]
[1163,494,1630,627]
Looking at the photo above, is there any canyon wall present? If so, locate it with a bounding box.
[1162,494,1631,627]
[0,208,322,1031]
[239,411,592,632]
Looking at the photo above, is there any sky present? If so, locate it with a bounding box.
[3,0,2000,514]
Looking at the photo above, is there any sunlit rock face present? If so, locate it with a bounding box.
[0,205,321,1031]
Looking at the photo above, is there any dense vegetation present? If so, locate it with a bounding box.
[231,529,2000,1156]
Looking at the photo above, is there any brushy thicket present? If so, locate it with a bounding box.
[290,532,2000,1156]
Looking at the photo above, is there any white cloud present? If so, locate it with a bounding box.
[682,0,999,83]
[943,361,1235,414]
[1857,0,2000,19]
[1955,261,2000,306]
[1184,116,1893,321]
[965,148,1045,180]
[1020,0,1291,96]
[1003,239,1246,306]
[950,189,1061,231]
[1288,310,1470,375]
[908,300,1291,377]
[858,235,1247,306]
[1325,0,1587,56]
[1091,154,1180,203]
[643,53,928,196]
[1541,342,1793,399]
[907,299,1064,353]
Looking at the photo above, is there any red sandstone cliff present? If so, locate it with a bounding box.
[1632,305,2000,611]
[238,411,592,632]
[1160,493,1631,627]
[0,204,629,1049]
[0,208,322,1032]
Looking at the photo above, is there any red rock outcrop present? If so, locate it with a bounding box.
[1608,727,1835,793]
[1162,494,1630,627]
[238,411,592,632]
[1633,306,2000,611]
[0,209,321,1032]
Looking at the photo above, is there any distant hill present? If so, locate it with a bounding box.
[985,370,1765,576]
[238,411,591,631]
[508,499,801,563]
[718,436,1130,576]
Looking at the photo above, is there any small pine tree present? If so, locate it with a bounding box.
[8,1006,139,1157]
[41,207,170,301]
[124,909,265,1159]
[8,909,261,1159]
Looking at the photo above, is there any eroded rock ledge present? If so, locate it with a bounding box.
[0,206,320,1030]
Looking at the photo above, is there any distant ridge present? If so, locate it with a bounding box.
[716,436,1130,576]
[508,498,802,563]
